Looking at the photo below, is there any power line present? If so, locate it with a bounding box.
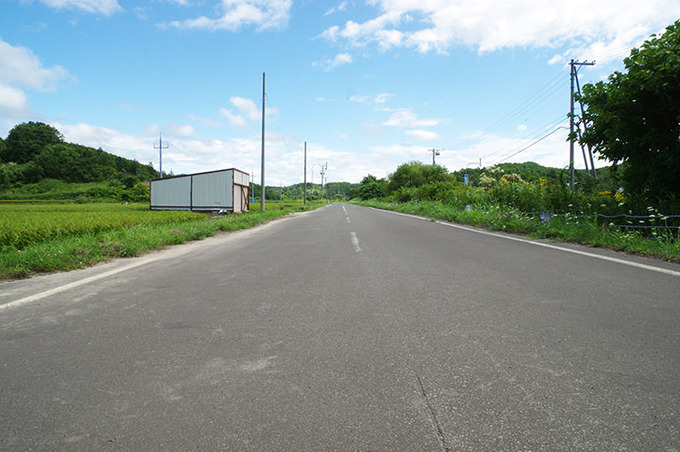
[265,92,299,160]
[493,126,568,165]
[482,113,567,163]
[473,69,568,142]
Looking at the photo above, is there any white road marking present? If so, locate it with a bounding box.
[1,218,297,311]
[343,205,351,223]
[0,255,167,311]
[350,232,362,253]
[372,207,680,277]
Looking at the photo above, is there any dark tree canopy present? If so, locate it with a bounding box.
[3,122,64,164]
[577,20,680,208]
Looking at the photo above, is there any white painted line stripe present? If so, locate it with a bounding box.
[372,207,680,277]
[0,256,167,311]
[350,232,362,253]
[434,221,680,277]
[346,217,351,224]
[1,212,296,311]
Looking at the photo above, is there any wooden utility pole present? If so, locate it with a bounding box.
[303,142,307,207]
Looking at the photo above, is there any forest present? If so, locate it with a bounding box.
[0,122,158,202]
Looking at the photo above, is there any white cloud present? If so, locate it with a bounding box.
[0,84,28,112]
[0,39,71,91]
[167,0,292,31]
[349,92,394,104]
[190,114,222,128]
[0,39,71,116]
[321,0,680,62]
[38,0,122,15]
[218,96,276,128]
[55,121,260,176]
[168,123,196,137]
[406,129,439,141]
[382,108,439,128]
[314,53,353,71]
[219,108,248,128]
[324,2,347,16]
[230,96,260,121]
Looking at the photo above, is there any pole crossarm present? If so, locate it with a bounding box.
[430,148,441,165]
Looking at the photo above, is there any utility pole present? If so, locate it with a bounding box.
[261,72,266,211]
[153,134,168,179]
[569,59,595,190]
[303,142,307,207]
[430,148,441,165]
[320,162,327,201]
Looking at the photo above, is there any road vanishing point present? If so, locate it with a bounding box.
[1,203,679,451]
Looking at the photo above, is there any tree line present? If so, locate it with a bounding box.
[0,122,158,190]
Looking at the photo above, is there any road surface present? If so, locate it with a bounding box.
[1,203,679,450]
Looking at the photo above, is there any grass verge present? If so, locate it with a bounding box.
[1,202,321,280]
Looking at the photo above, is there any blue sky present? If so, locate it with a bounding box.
[2,0,679,184]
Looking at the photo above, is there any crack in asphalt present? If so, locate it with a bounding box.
[416,374,450,452]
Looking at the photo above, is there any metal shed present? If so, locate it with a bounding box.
[150,168,250,213]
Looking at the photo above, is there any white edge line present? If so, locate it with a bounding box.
[371,207,680,277]
[0,256,166,311]
[1,208,312,311]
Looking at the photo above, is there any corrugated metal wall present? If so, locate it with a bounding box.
[192,171,233,209]
[150,169,249,213]
[150,176,192,210]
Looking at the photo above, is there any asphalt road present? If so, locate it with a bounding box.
[1,203,679,451]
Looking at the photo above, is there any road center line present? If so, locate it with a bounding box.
[350,232,362,253]
[372,207,680,277]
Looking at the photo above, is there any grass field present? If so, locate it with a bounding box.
[0,201,320,280]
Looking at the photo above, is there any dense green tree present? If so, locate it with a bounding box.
[35,143,119,183]
[3,122,64,164]
[387,162,450,193]
[577,20,680,208]
[0,138,6,163]
[350,174,387,200]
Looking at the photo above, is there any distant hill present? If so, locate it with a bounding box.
[0,122,158,190]
[0,122,158,201]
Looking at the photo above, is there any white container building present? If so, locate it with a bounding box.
[150,168,250,213]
